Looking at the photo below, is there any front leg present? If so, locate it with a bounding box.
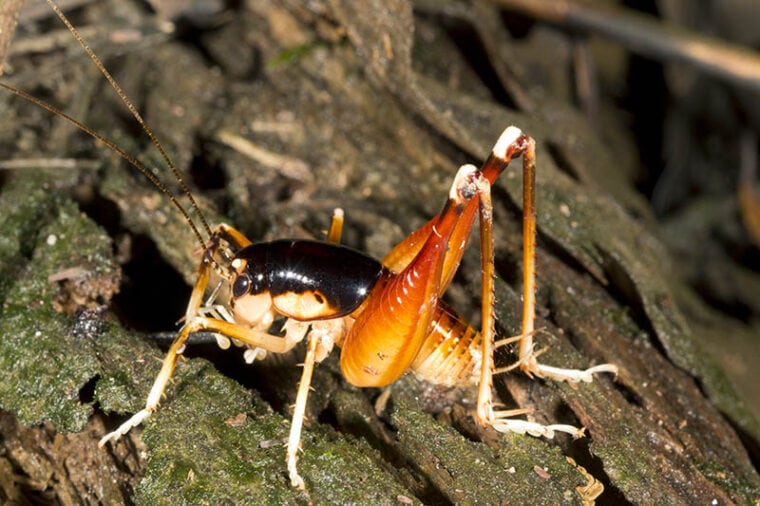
[99,224,291,447]
[99,238,217,447]
[98,314,306,448]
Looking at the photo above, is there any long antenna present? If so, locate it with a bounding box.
[0,83,209,248]
[44,0,213,240]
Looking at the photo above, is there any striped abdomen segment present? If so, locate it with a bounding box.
[411,301,481,387]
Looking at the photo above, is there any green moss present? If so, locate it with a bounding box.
[0,304,95,430]
[132,358,413,504]
[0,172,114,432]
[0,172,419,503]
[0,171,162,432]
[268,42,329,69]
[392,398,590,505]
[135,367,291,504]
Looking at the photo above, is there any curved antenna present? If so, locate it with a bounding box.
[0,82,208,249]
[45,0,213,240]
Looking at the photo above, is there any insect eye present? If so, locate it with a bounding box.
[232,273,251,298]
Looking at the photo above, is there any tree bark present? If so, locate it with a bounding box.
[0,0,758,504]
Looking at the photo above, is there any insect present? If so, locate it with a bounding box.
[4,0,617,491]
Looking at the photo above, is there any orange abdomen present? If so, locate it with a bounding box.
[339,264,439,387]
[340,203,462,387]
[339,169,482,388]
[411,301,481,387]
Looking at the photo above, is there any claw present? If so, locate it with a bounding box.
[288,459,306,490]
[98,408,153,447]
[523,361,619,384]
[489,413,586,439]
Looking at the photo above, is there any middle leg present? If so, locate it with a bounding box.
[283,207,347,488]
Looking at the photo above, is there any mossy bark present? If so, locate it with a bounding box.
[0,0,758,504]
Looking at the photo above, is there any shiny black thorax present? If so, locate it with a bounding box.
[233,239,384,318]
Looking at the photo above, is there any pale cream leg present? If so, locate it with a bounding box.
[286,333,320,490]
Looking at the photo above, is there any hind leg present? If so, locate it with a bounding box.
[474,131,616,437]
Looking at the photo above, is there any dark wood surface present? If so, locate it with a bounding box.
[0,1,758,503]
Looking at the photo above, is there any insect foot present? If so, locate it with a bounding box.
[98,409,153,447]
[522,357,619,384]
